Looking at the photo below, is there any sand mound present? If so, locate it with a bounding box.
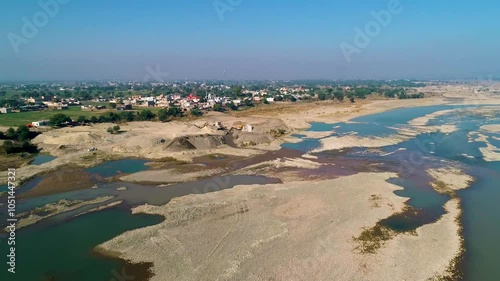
[232,132,274,146]
[166,134,226,151]
[33,132,104,145]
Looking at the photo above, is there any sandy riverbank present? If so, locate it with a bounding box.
[97,172,462,281]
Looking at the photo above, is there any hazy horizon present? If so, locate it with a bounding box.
[1,0,499,81]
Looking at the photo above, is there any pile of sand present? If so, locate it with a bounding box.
[166,134,227,151]
[33,131,104,145]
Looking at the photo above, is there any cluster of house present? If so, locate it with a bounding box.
[98,88,313,111]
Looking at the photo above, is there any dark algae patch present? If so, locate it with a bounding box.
[353,206,419,254]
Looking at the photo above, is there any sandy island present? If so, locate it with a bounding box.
[97,172,462,281]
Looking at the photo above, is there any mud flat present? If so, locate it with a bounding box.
[408,109,456,126]
[427,167,474,196]
[120,167,226,184]
[312,134,410,153]
[97,172,462,281]
[469,131,500,162]
[480,124,500,133]
[15,196,113,229]
[479,142,500,162]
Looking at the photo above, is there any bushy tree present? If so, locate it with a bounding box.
[77,116,88,124]
[5,127,16,139]
[50,114,72,127]
[228,102,238,110]
[139,109,155,121]
[16,126,30,142]
[213,103,224,112]
[190,108,203,117]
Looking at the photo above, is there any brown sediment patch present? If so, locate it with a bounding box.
[75,200,123,217]
[19,167,103,198]
[145,157,190,169]
[192,154,247,168]
[15,196,114,229]
[0,154,34,171]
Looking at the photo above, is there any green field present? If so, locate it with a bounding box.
[0,106,108,127]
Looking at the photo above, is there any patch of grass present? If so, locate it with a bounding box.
[0,106,107,127]
[269,128,287,137]
[0,154,33,170]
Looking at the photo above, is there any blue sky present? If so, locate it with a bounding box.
[0,0,499,81]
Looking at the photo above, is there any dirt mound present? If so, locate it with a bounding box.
[166,134,226,151]
[232,131,273,146]
[33,132,104,145]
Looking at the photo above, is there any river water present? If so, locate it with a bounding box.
[0,104,499,281]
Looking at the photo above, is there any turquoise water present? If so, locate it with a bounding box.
[281,134,321,152]
[0,209,164,281]
[86,158,150,178]
[30,154,56,165]
[303,105,500,281]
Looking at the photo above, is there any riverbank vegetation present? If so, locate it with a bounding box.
[0,125,39,154]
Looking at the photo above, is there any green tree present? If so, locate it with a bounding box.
[50,114,72,127]
[77,116,87,124]
[333,91,344,102]
[244,99,254,107]
[139,109,155,121]
[109,103,117,109]
[90,116,98,123]
[157,108,170,122]
[167,107,183,117]
[5,127,16,139]
[213,103,224,112]
[119,111,135,122]
[1,140,14,154]
[190,108,203,117]
[227,102,238,110]
[318,92,327,100]
[16,126,30,142]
